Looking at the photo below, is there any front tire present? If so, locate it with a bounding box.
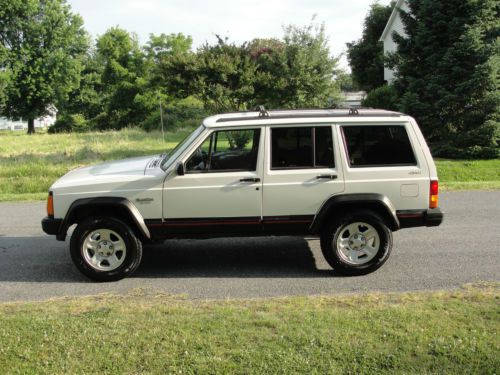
[320,210,392,275]
[70,217,143,282]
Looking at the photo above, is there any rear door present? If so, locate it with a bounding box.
[262,124,345,232]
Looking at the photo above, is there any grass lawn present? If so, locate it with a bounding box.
[0,284,498,373]
[0,129,187,202]
[0,129,498,202]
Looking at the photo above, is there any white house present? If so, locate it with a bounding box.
[339,91,366,109]
[0,107,57,131]
[379,0,409,83]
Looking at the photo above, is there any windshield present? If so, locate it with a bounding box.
[160,124,205,171]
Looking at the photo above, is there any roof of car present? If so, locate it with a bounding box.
[203,108,408,128]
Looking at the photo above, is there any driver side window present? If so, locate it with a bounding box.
[185,128,261,173]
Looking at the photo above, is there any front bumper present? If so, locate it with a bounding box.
[397,208,444,229]
[41,216,63,236]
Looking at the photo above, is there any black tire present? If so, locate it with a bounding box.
[70,217,143,282]
[320,210,392,276]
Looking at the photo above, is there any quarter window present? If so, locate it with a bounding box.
[342,125,416,167]
[271,126,335,169]
[186,129,260,172]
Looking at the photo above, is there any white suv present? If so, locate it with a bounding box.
[42,108,443,281]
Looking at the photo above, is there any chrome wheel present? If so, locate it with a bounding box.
[82,229,127,271]
[336,222,380,265]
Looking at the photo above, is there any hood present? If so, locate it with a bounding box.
[51,155,163,190]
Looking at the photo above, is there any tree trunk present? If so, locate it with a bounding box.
[27,118,35,134]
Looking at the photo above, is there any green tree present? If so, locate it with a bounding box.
[160,21,340,112]
[60,48,104,121]
[92,27,150,129]
[0,0,88,133]
[346,2,393,91]
[389,0,499,158]
[158,36,256,112]
[194,37,256,112]
[144,33,192,64]
[253,22,340,108]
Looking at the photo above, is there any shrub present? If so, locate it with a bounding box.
[362,85,398,111]
[48,114,89,133]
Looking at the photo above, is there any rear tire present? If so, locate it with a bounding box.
[320,210,392,275]
[70,217,143,282]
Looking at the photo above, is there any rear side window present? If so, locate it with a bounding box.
[342,125,416,167]
[271,126,335,169]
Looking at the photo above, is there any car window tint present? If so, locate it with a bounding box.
[315,126,335,168]
[271,126,334,169]
[342,125,416,167]
[186,129,260,172]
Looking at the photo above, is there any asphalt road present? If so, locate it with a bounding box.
[0,191,498,302]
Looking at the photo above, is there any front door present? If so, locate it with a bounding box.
[160,127,264,236]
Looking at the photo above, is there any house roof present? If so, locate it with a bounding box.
[379,0,406,42]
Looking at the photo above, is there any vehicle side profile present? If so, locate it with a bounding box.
[42,108,443,281]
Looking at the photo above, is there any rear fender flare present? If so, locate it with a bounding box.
[310,193,400,233]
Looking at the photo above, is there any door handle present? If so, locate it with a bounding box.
[239,178,261,183]
[316,174,337,180]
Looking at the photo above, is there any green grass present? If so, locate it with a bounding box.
[0,284,498,374]
[435,158,500,191]
[0,129,187,202]
[0,130,498,201]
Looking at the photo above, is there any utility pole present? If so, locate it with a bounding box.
[159,96,165,143]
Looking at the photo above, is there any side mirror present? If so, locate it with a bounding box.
[176,162,185,176]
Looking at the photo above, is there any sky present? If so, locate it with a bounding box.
[67,0,392,69]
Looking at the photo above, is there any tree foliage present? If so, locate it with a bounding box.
[253,22,340,108]
[346,2,393,91]
[0,0,88,133]
[1,4,341,133]
[159,21,340,112]
[389,0,499,158]
[362,84,398,110]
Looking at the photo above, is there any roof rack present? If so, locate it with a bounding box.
[214,108,402,123]
[254,105,269,118]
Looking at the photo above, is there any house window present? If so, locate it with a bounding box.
[271,126,335,169]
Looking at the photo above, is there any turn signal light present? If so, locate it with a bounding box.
[429,180,438,209]
[47,192,54,217]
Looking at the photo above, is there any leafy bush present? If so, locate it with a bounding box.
[48,114,89,133]
[362,85,398,111]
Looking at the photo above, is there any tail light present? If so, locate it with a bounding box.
[429,180,439,209]
[47,192,54,217]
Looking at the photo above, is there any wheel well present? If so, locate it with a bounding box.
[313,202,399,233]
[67,204,146,240]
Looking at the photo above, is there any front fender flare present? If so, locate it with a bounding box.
[56,197,150,241]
